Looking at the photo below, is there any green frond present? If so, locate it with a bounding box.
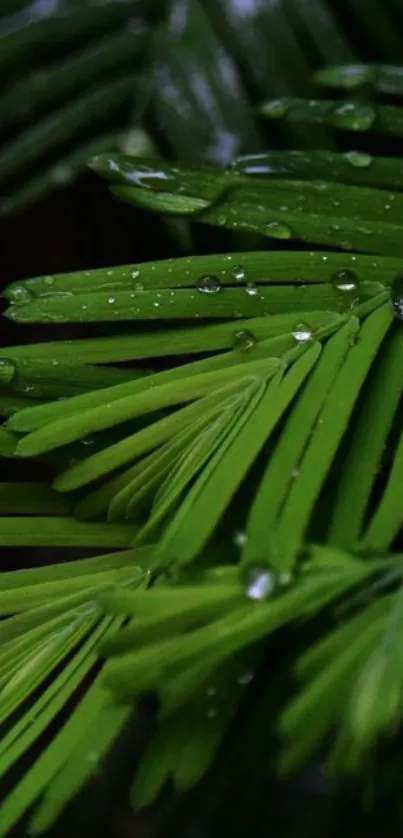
[3,9,403,831]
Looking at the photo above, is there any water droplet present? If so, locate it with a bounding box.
[245,282,258,297]
[292,322,313,343]
[51,163,73,185]
[7,284,33,304]
[232,329,256,352]
[291,468,300,478]
[336,64,375,89]
[233,531,248,547]
[0,358,15,384]
[237,671,254,686]
[131,269,140,280]
[231,264,246,281]
[330,102,375,132]
[108,297,116,304]
[391,273,403,320]
[263,99,289,119]
[344,150,372,168]
[153,301,160,308]
[266,221,292,240]
[332,269,358,292]
[197,275,222,294]
[245,566,277,601]
[81,435,95,446]
[43,275,55,286]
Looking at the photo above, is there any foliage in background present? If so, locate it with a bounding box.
[2,2,403,837]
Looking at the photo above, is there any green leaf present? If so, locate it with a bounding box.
[0,516,136,547]
[153,344,320,570]
[329,325,403,549]
[243,317,359,568]
[361,423,403,551]
[269,304,393,569]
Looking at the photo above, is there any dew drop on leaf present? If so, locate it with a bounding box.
[43,275,55,286]
[108,297,116,304]
[7,284,34,304]
[245,282,258,297]
[232,329,256,352]
[266,221,292,240]
[263,99,289,119]
[292,322,313,343]
[322,63,375,89]
[391,273,403,320]
[330,102,375,131]
[332,268,358,292]
[197,274,222,294]
[231,264,246,281]
[344,150,372,168]
[245,566,277,601]
[131,269,140,280]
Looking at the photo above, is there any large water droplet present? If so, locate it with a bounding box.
[0,358,15,384]
[330,102,375,131]
[231,265,246,281]
[317,63,375,90]
[344,150,372,168]
[131,269,140,280]
[7,284,33,304]
[245,282,258,297]
[266,221,292,240]
[197,275,222,294]
[263,99,289,119]
[233,329,256,352]
[292,322,313,343]
[245,566,277,601]
[332,269,358,292]
[391,273,403,320]
[108,297,116,304]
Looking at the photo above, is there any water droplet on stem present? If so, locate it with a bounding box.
[197,275,222,294]
[292,322,313,343]
[245,565,277,601]
[233,329,256,352]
